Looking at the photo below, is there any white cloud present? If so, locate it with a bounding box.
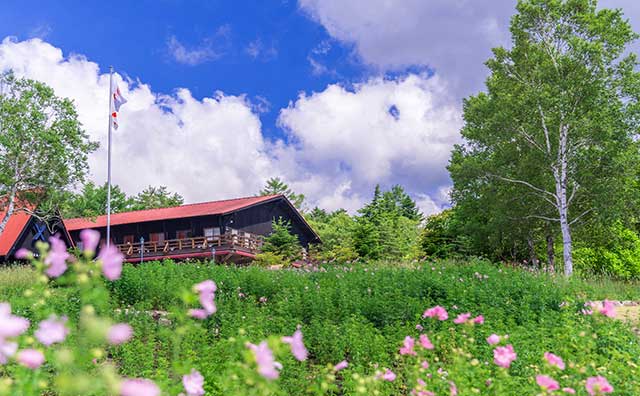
[167,35,220,65]
[245,38,278,61]
[0,37,273,203]
[0,37,460,215]
[276,74,462,213]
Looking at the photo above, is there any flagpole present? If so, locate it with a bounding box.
[106,66,114,249]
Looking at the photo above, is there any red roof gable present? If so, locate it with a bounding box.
[0,203,35,256]
[64,195,282,231]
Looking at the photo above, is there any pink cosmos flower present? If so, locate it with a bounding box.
[0,340,17,364]
[188,309,208,319]
[108,323,133,345]
[536,375,560,392]
[421,361,429,369]
[98,243,124,281]
[120,379,161,396]
[473,315,484,324]
[45,236,69,278]
[453,313,471,324]
[487,334,501,345]
[585,376,613,395]
[600,300,616,318]
[493,344,517,368]
[0,303,30,338]
[399,336,417,355]
[381,369,396,381]
[544,352,565,370]
[563,388,576,394]
[15,248,31,259]
[334,360,348,371]
[80,229,101,253]
[182,369,205,396]
[282,330,308,361]
[422,306,448,321]
[247,341,280,380]
[416,324,424,331]
[17,349,45,369]
[194,280,217,315]
[35,316,68,346]
[449,381,458,396]
[419,334,434,350]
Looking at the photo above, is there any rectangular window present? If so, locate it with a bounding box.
[123,235,134,244]
[149,232,165,243]
[203,227,221,240]
[176,230,191,239]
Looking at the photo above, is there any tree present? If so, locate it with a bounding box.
[261,218,302,261]
[130,186,183,211]
[307,208,358,261]
[260,177,305,210]
[450,0,640,275]
[60,182,131,218]
[0,72,97,235]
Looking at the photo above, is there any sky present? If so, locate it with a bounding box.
[0,0,639,215]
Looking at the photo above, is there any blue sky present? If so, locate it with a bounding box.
[1,1,639,213]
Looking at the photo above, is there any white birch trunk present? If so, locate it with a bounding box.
[555,124,573,276]
[0,186,17,236]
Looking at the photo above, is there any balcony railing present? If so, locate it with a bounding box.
[116,233,264,260]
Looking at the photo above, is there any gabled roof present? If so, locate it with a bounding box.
[64,195,283,231]
[0,201,36,256]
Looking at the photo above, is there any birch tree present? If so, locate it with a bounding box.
[0,72,96,235]
[449,0,640,275]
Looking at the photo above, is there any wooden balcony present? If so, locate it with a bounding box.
[116,233,264,263]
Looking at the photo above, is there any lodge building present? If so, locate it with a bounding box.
[0,194,319,264]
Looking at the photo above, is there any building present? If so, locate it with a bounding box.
[64,194,319,264]
[0,200,72,262]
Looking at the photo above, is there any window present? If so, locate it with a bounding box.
[176,230,191,239]
[203,227,220,241]
[123,235,134,244]
[149,232,165,244]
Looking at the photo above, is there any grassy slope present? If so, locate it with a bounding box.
[1,260,639,394]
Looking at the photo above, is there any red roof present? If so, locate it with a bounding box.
[0,202,35,256]
[64,195,282,231]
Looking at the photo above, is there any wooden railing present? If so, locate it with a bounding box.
[116,233,264,258]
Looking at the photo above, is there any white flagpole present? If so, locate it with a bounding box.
[106,66,114,249]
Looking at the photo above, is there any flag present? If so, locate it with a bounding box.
[110,81,127,130]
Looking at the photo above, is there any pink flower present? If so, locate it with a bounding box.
[120,379,161,396]
[487,334,501,345]
[422,306,448,320]
[35,316,68,346]
[585,376,613,395]
[45,236,69,277]
[600,300,616,318]
[247,341,280,380]
[98,244,124,281]
[419,334,434,350]
[544,352,565,370]
[0,303,30,338]
[188,309,208,319]
[493,344,517,368]
[472,315,484,324]
[399,336,417,355]
[563,388,576,394]
[259,296,268,303]
[0,340,17,364]
[416,324,424,331]
[282,330,308,361]
[17,349,45,369]
[421,361,429,369]
[15,248,31,259]
[182,369,205,396]
[453,313,471,324]
[536,375,560,392]
[449,381,458,396]
[108,323,133,345]
[334,360,348,371]
[381,369,396,381]
[194,280,217,314]
[80,229,101,253]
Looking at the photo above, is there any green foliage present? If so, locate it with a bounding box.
[574,223,640,278]
[0,72,97,232]
[253,251,286,267]
[260,177,305,210]
[129,185,184,211]
[420,209,470,258]
[261,218,302,262]
[306,209,358,262]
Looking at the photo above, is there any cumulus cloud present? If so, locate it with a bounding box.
[299,0,516,97]
[0,37,273,203]
[166,26,231,65]
[0,37,459,215]
[276,74,462,212]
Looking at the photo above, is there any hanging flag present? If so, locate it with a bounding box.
[110,81,127,130]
